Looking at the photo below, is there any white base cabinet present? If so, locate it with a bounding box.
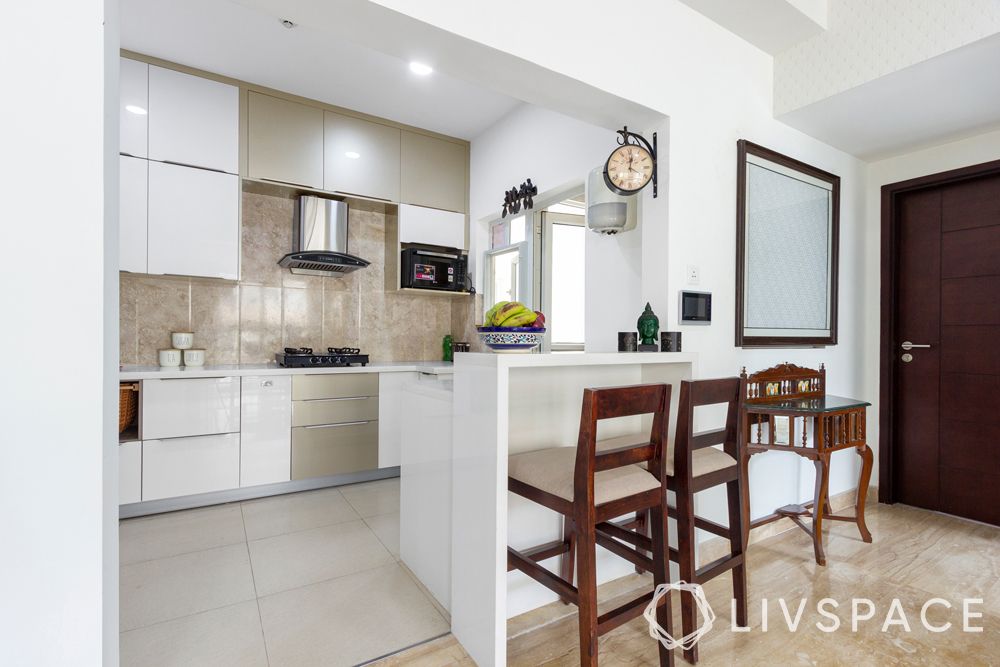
[240,376,292,487]
[142,377,240,440]
[142,433,240,501]
[377,372,415,468]
[119,441,142,505]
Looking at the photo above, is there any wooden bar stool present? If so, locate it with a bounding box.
[507,383,675,667]
[618,378,749,664]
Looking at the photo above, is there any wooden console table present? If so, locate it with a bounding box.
[740,364,873,566]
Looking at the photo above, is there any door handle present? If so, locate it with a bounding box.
[900,341,931,350]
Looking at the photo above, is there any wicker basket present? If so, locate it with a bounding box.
[119,383,138,434]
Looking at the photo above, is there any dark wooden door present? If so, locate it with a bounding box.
[891,171,1000,526]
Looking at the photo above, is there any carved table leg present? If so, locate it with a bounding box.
[855,445,874,543]
[812,456,831,566]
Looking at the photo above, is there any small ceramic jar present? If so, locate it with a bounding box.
[158,349,182,367]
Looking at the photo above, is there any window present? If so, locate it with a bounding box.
[540,211,585,350]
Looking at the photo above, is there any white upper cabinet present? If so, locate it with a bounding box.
[147,161,240,280]
[247,92,324,189]
[119,155,148,273]
[119,57,148,158]
[400,131,468,213]
[324,111,400,201]
[147,65,239,174]
[398,204,466,250]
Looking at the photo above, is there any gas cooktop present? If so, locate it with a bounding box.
[275,347,370,368]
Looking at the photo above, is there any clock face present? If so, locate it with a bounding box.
[604,144,654,194]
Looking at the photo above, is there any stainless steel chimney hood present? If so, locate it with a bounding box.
[278,196,370,275]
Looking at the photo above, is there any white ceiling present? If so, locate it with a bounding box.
[120,0,523,139]
[778,33,1000,160]
[677,0,827,55]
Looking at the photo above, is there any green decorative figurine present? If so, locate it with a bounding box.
[443,334,454,362]
[636,302,660,352]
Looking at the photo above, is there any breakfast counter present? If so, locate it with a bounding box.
[119,360,453,381]
[448,352,697,666]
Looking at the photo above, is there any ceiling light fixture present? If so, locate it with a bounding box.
[281,19,296,29]
[409,61,433,76]
[124,105,147,115]
[345,151,360,159]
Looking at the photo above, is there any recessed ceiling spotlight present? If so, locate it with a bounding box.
[281,19,296,29]
[409,61,433,76]
[345,151,361,159]
[124,104,147,115]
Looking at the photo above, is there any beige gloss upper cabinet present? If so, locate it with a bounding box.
[324,112,400,202]
[247,92,324,189]
[400,131,468,213]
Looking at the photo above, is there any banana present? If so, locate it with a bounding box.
[494,302,527,325]
[485,301,510,326]
[500,310,537,328]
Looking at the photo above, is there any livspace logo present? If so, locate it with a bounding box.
[645,583,985,649]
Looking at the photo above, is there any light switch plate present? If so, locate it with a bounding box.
[686,264,700,285]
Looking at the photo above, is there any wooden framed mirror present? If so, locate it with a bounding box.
[735,140,840,347]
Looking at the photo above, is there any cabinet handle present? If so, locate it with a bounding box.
[333,190,392,202]
[258,176,316,189]
[302,420,371,429]
[158,159,233,175]
[262,380,274,387]
[300,396,369,403]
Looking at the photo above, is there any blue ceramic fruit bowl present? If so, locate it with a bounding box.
[476,327,546,353]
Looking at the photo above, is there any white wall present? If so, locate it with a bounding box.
[378,0,874,522]
[470,104,643,352]
[0,1,118,664]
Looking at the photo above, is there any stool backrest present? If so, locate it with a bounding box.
[574,383,671,503]
[673,378,744,478]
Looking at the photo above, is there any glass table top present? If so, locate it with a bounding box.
[745,394,871,414]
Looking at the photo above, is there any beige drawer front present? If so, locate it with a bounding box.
[292,396,378,427]
[292,373,378,401]
[291,421,379,480]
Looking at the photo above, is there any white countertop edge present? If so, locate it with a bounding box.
[453,351,697,368]
[119,361,454,380]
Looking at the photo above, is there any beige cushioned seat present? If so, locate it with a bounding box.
[508,447,660,505]
[597,434,737,478]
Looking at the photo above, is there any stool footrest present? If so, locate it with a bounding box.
[594,531,654,573]
[597,589,660,636]
[507,546,578,604]
[695,553,744,585]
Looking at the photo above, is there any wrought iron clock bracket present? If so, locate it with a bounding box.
[615,126,658,198]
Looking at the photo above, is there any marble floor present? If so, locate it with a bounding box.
[119,477,449,667]
[375,502,1000,666]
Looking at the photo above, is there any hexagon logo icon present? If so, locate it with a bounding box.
[643,581,715,650]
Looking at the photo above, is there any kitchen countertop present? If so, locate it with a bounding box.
[119,360,454,380]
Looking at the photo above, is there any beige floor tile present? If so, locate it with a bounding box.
[119,504,246,565]
[248,519,395,596]
[258,562,449,667]
[241,487,359,541]
[365,511,401,558]
[119,600,267,667]
[120,543,256,631]
[340,478,401,518]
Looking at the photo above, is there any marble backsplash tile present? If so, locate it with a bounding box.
[120,190,482,366]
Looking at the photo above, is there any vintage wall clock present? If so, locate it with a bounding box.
[603,126,658,197]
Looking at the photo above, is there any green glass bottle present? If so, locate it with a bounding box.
[443,334,454,362]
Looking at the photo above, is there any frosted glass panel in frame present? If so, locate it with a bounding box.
[736,141,839,347]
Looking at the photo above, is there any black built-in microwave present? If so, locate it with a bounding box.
[401,246,468,292]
